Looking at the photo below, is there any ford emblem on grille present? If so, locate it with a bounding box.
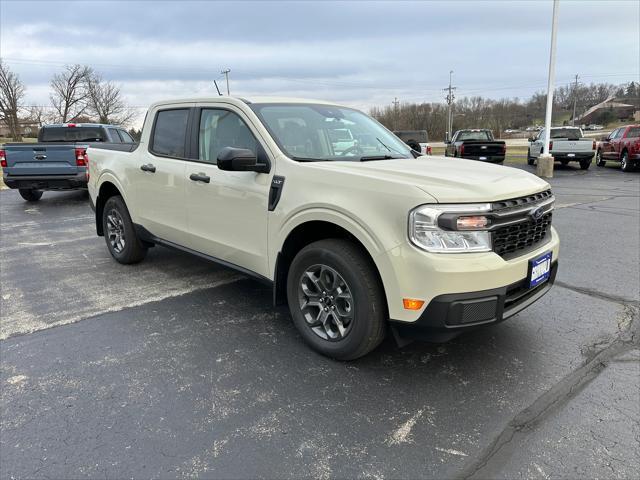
[530,206,545,220]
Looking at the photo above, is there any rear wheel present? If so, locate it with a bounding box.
[579,158,592,170]
[286,239,386,360]
[18,189,43,202]
[102,195,147,264]
[620,151,631,172]
[596,150,605,167]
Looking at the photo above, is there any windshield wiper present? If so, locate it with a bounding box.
[293,157,330,162]
[359,155,406,161]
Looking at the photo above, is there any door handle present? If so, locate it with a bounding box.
[140,163,156,173]
[189,173,210,183]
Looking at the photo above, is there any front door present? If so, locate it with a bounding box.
[184,106,272,278]
[601,129,618,160]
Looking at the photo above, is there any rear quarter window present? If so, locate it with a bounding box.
[150,109,189,158]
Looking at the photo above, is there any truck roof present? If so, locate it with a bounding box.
[148,96,347,110]
[42,123,124,128]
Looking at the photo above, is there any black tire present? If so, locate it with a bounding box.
[18,189,43,201]
[620,151,631,172]
[527,149,535,165]
[579,158,592,170]
[596,150,605,167]
[102,195,147,264]
[286,238,386,360]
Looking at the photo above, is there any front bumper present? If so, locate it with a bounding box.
[375,226,560,323]
[3,172,88,190]
[390,261,558,342]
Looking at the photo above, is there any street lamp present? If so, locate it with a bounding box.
[538,0,559,178]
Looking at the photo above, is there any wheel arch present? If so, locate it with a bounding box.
[273,220,388,319]
[95,178,126,236]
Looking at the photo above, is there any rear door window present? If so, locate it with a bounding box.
[108,129,123,143]
[151,109,190,158]
[625,127,639,138]
[119,130,135,143]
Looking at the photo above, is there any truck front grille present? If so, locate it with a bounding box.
[491,190,553,258]
[492,212,552,257]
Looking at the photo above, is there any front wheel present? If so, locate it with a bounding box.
[102,195,147,264]
[527,149,535,165]
[18,189,43,201]
[286,239,386,360]
[596,150,605,167]
[620,151,631,172]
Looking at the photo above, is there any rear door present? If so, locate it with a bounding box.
[183,104,272,278]
[131,106,192,243]
[3,144,78,176]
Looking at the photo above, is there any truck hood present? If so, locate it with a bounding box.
[310,156,550,202]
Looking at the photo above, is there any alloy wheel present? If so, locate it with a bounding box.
[298,264,354,341]
[106,208,126,254]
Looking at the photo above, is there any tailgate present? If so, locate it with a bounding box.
[552,139,593,153]
[4,145,79,176]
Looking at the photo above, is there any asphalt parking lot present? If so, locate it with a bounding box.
[1,163,639,479]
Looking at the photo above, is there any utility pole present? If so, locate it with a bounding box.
[571,73,579,126]
[392,97,400,130]
[221,69,231,95]
[443,70,456,141]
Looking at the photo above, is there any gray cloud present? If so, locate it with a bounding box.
[1,0,638,127]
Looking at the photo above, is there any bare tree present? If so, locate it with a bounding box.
[49,64,93,123]
[0,60,26,140]
[87,74,135,126]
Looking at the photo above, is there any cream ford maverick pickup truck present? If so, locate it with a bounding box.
[88,97,559,360]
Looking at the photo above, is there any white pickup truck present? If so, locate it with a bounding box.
[88,97,559,360]
[527,127,596,169]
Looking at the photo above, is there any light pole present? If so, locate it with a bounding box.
[538,0,559,178]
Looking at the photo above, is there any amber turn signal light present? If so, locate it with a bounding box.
[457,215,489,230]
[403,298,425,310]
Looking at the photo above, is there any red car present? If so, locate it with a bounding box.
[596,124,640,172]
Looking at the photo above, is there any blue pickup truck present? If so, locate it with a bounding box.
[1,123,136,201]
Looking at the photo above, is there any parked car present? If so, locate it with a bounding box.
[527,127,595,170]
[504,129,521,134]
[393,130,432,155]
[585,124,604,131]
[444,129,506,164]
[87,97,559,360]
[1,123,136,201]
[596,125,640,172]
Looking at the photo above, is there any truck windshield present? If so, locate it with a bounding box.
[40,127,106,142]
[250,104,412,161]
[550,128,582,140]
[457,131,492,141]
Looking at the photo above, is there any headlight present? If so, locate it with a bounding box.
[409,204,492,253]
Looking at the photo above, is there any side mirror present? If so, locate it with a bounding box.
[217,147,269,173]
[444,140,451,145]
[528,137,534,142]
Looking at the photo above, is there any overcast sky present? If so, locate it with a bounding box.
[1,0,638,126]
